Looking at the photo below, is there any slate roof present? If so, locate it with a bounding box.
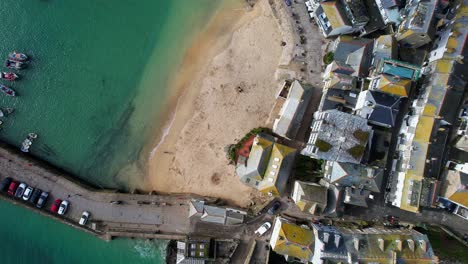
[333,36,374,77]
[344,186,371,207]
[312,225,437,263]
[303,110,372,164]
[318,87,359,112]
[355,90,402,127]
[324,161,383,193]
[201,206,226,225]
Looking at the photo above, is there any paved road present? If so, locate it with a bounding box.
[0,145,190,236]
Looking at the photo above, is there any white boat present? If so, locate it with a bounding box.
[21,133,37,153]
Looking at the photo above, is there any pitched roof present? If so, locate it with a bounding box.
[369,74,412,97]
[324,161,383,193]
[442,169,468,207]
[292,181,328,215]
[273,81,313,139]
[201,205,226,224]
[333,36,374,77]
[270,218,315,262]
[237,134,296,196]
[373,35,397,67]
[321,1,349,29]
[356,90,402,127]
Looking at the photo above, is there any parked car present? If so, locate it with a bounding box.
[29,189,42,204]
[7,181,18,196]
[79,211,90,225]
[58,200,69,215]
[0,177,12,191]
[267,201,282,215]
[255,222,272,236]
[14,183,27,198]
[22,186,34,201]
[51,199,62,213]
[36,191,49,209]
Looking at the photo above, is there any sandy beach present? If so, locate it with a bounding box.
[144,0,312,207]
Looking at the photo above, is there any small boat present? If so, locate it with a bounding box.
[0,85,15,97]
[0,108,14,118]
[21,133,37,153]
[8,52,29,62]
[5,59,26,70]
[0,72,19,81]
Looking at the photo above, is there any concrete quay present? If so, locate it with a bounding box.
[0,144,193,241]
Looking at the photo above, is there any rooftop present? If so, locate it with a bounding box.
[303,110,372,164]
[355,90,403,127]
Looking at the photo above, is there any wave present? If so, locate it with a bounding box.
[149,97,181,159]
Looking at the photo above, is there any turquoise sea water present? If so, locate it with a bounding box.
[0,200,167,264]
[0,0,225,263]
[0,0,221,188]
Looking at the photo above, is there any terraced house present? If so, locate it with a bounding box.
[311,0,369,38]
[270,217,438,263]
[396,0,440,48]
[386,0,467,212]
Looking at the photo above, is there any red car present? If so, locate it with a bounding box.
[51,199,62,213]
[7,181,18,196]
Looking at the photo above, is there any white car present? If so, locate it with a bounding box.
[79,211,90,225]
[22,186,34,201]
[58,200,69,215]
[255,222,272,236]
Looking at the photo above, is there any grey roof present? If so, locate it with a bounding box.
[324,161,383,193]
[225,211,244,225]
[201,205,226,225]
[189,200,205,217]
[344,186,371,207]
[361,0,387,34]
[319,88,359,112]
[236,133,275,185]
[333,37,374,77]
[312,225,437,263]
[355,90,402,127]
[303,110,372,164]
[292,181,328,215]
[372,35,397,67]
[381,0,399,8]
[399,0,438,34]
[273,80,314,139]
[340,0,369,25]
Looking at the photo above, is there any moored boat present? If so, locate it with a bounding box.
[0,85,16,97]
[0,72,19,81]
[8,52,29,62]
[21,133,38,153]
[0,108,14,118]
[5,59,26,70]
